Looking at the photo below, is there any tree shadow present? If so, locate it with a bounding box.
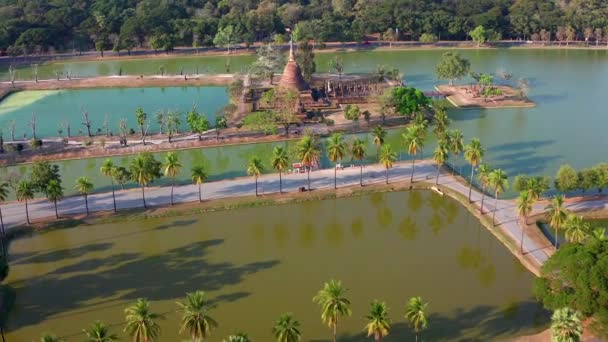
[11,242,114,265]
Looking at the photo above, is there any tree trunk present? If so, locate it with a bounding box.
[436,164,441,184]
[170,182,174,206]
[141,186,147,209]
[333,321,337,342]
[255,177,258,196]
[25,200,30,225]
[0,207,4,236]
[307,168,311,191]
[279,171,283,193]
[554,225,558,249]
[480,191,486,214]
[520,218,526,254]
[492,193,499,226]
[334,166,337,189]
[84,194,89,216]
[410,155,416,188]
[110,178,117,212]
[360,163,363,186]
[468,165,475,202]
[198,183,202,202]
[386,167,389,184]
[54,200,59,219]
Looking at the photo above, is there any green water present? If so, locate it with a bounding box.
[5,190,548,341]
[0,86,229,138]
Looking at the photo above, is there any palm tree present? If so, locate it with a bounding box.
[371,125,387,160]
[40,334,63,342]
[432,107,451,137]
[477,164,492,214]
[432,140,449,185]
[47,179,64,219]
[364,300,390,341]
[124,298,161,342]
[83,321,118,342]
[464,138,484,202]
[16,180,34,225]
[449,129,464,174]
[350,138,366,186]
[517,190,533,254]
[488,169,508,226]
[545,195,569,249]
[326,133,346,189]
[224,332,251,342]
[176,291,217,342]
[297,135,321,191]
[129,154,156,209]
[379,144,397,184]
[564,215,589,244]
[273,313,301,342]
[247,156,264,196]
[271,145,290,193]
[100,159,117,212]
[402,125,425,188]
[75,177,94,216]
[0,182,8,234]
[313,279,352,342]
[163,152,182,206]
[191,165,208,202]
[551,307,582,342]
[405,296,428,342]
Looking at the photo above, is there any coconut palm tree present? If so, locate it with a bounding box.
[247,156,264,196]
[326,133,346,189]
[40,334,63,342]
[432,107,451,138]
[379,144,397,184]
[16,180,34,225]
[129,153,159,209]
[74,177,94,216]
[46,179,64,219]
[273,313,301,342]
[297,135,321,191]
[551,307,582,342]
[272,145,290,193]
[350,138,366,186]
[488,169,508,226]
[224,332,251,342]
[402,125,425,188]
[176,291,217,342]
[124,298,161,342]
[405,296,428,342]
[0,182,8,234]
[517,190,533,254]
[449,129,464,174]
[83,321,118,342]
[191,165,208,202]
[100,159,117,212]
[477,164,492,214]
[464,138,484,202]
[313,279,352,342]
[371,125,387,160]
[364,300,390,341]
[545,195,569,249]
[163,152,182,206]
[433,139,449,185]
[564,215,589,244]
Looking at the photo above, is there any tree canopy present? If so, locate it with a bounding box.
[436,52,471,86]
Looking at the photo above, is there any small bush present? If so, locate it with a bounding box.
[325,119,335,126]
[29,138,43,150]
[344,105,361,121]
[84,139,93,146]
[419,33,438,43]
[15,143,24,153]
[129,128,135,135]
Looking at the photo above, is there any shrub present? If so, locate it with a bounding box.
[129,128,136,135]
[84,139,93,146]
[344,105,361,121]
[325,119,335,126]
[15,143,24,153]
[419,33,438,43]
[29,138,42,150]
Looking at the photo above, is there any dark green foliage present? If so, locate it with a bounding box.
[390,87,430,116]
[30,161,61,194]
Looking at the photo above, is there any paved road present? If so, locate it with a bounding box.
[0,159,549,266]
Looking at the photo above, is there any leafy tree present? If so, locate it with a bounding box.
[124,299,161,342]
[273,313,301,342]
[247,156,264,196]
[75,177,94,216]
[297,135,321,191]
[296,41,316,83]
[163,152,182,205]
[191,165,208,203]
[405,296,428,342]
[83,321,118,342]
[113,167,131,190]
[326,134,346,189]
[313,279,352,342]
[419,33,438,43]
[379,144,397,184]
[176,291,217,341]
[551,308,583,342]
[30,161,61,194]
[271,145,290,193]
[436,52,471,86]
[16,180,34,225]
[488,169,508,226]
[329,56,344,81]
[555,165,579,196]
[391,87,429,117]
[469,25,487,46]
[100,159,117,211]
[578,168,598,197]
[253,44,285,84]
[545,195,569,249]
[350,138,367,186]
[365,300,391,341]
[464,138,484,201]
[46,179,64,219]
[214,25,239,54]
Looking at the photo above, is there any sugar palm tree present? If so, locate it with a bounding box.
[364,300,390,341]
[83,321,118,342]
[272,145,290,193]
[350,138,366,186]
[326,133,346,189]
[16,180,34,225]
[247,156,264,196]
[405,296,428,342]
[517,190,533,254]
[273,313,301,342]
[488,169,508,226]
[545,195,569,249]
[129,153,157,209]
[464,138,484,202]
[46,179,64,219]
[176,291,217,341]
[40,334,63,342]
[551,307,582,342]
[449,129,464,174]
[313,279,352,342]
[163,152,182,206]
[191,165,208,202]
[75,177,94,216]
[224,332,251,342]
[564,215,589,244]
[379,144,397,184]
[402,125,425,188]
[0,182,8,234]
[371,125,387,160]
[477,164,492,214]
[297,135,321,191]
[100,159,117,212]
[124,298,161,342]
[433,140,449,185]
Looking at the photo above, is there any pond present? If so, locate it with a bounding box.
[5,190,548,341]
[0,86,229,138]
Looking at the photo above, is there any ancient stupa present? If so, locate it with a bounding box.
[278,39,309,92]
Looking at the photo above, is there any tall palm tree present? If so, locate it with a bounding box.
[326,133,346,189]
[297,135,321,191]
[272,145,290,193]
[488,169,508,226]
[464,138,484,202]
[313,279,352,342]
[402,125,425,188]
[129,154,157,209]
[371,125,386,160]
[83,321,118,342]
[75,177,94,216]
[433,140,449,185]
[124,298,161,342]
[365,300,390,341]
[40,334,63,342]
[46,179,64,219]
[551,307,582,342]
[449,129,464,174]
[191,165,208,202]
[0,182,8,235]
[545,195,569,249]
[247,156,264,196]
[405,296,428,342]
[273,313,301,342]
[564,215,589,244]
[432,107,451,138]
[517,190,533,254]
[379,144,397,184]
[100,159,117,212]
[477,164,492,214]
[16,180,34,225]
[350,138,366,186]
[224,332,251,342]
[176,291,217,342]
[163,152,182,206]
